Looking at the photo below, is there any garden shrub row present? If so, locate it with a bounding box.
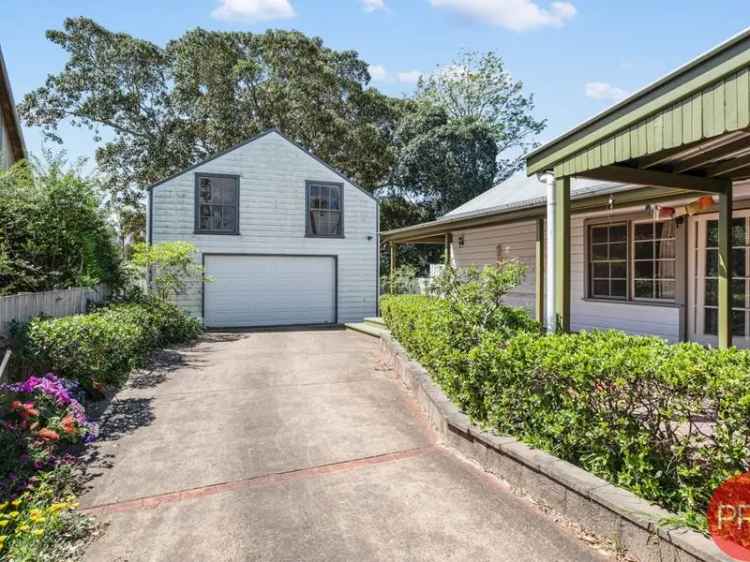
[381,292,750,527]
[13,296,202,390]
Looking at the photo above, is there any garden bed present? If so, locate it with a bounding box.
[0,298,201,560]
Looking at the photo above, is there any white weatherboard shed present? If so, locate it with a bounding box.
[147,129,379,328]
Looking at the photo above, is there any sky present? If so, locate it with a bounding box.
[1,0,749,169]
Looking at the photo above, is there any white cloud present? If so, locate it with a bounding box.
[368,65,389,81]
[362,0,386,12]
[585,82,629,102]
[211,0,296,21]
[430,0,576,31]
[398,70,423,84]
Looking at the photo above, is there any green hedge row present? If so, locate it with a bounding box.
[381,294,750,526]
[13,298,202,389]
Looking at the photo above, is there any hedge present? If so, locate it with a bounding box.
[381,294,750,527]
[12,297,202,389]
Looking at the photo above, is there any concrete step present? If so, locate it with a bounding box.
[363,317,386,329]
[345,322,388,339]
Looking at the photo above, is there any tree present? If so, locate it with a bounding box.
[0,160,122,295]
[19,18,401,219]
[390,103,498,217]
[130,241,204,301]
[416,51,546,183]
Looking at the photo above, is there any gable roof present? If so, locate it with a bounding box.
[146,128,377,202]
[0,45,26,163]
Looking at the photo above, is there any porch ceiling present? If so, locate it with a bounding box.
[527,27,750,192]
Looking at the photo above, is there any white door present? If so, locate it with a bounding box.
[204,255,336,328]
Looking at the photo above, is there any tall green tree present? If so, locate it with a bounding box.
[19,18,400,214]
[416,50,546,183]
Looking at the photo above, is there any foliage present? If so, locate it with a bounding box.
[0,374,94,499]
[0,160,122,295]
[381,264,419,295]
[12,298,202,390]
[416,50,546,183]
[130,241,205,301]
[0,465,94,561]
[382,291,750,528]
[390,103,498,217]
[19,18,401,214]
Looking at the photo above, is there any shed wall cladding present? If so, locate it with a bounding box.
[150,132,378,324]
[451,220,539,316]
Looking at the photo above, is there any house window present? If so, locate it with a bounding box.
[632,220,676,300]
[702,217,747,336]
[306,181,343,237]
[195,174,239,234]
[589,223,628,299]
[588,219,678,302]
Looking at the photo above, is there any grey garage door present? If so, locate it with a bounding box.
[204,255,336,328]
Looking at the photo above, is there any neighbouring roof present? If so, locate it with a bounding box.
[381,174,631,242]
[0,45,26,163]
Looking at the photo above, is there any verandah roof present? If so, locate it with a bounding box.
[527,27,750,187]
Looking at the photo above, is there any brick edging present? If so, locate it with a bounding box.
[379,333,731,562]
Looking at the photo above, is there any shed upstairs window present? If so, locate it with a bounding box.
[195,174,239,234]
[307,182,343,237]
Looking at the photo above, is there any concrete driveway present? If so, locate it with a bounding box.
[81,328,612,562]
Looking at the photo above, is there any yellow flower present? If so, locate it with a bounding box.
[16,524,30,532]
[0,502,7,510]
[0,521,8,528]
[8,512,19,519]
[10,499,21,507]
[31,529,44,537]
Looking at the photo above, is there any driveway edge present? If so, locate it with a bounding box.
[379,333,732,562]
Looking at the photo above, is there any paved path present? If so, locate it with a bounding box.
[82,328,612,562]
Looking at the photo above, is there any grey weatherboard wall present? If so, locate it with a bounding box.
[148,129,379,325]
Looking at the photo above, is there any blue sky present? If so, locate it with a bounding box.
[1,0,748,167]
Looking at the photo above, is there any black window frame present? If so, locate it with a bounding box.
[194,173,241,235]
[588,222,629,301]
[305,180,344,238]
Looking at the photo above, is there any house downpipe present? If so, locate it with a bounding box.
[539,172,556,333]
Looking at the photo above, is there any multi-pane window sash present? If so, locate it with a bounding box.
[308,183,342,237]
[197,175,238,234]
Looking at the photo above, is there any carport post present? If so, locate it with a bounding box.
[444,233,452,266]
[389,241,397,277]
[718,183,734,349]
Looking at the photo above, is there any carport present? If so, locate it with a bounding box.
[527,27,750,348]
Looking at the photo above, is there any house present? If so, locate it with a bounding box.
[147,129,379,328]
[383,28,750,349]
[0,45,26,170]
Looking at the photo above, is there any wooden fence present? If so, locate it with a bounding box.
[0,285,108,337]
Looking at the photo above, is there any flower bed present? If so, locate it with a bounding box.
[381,292,750,530]
[0,373,97,559]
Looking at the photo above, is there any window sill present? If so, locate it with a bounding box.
[305,234,346,239]
[581,297,683,309]
[193,231,242,236]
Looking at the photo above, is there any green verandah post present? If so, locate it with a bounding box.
[718,183,734,349]
[554,176,571,333]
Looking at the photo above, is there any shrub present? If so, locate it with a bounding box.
[382,293,750,527]
[13,298,201,389]
[129,241,205,301]
[0,160,123,295]
[381,264,419,295]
